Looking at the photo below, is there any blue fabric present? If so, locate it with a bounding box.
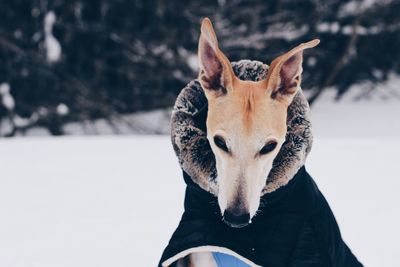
[212,252,251,267]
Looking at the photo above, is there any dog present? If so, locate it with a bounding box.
[159,18,362,267]
[189,16,318,267]
[198,18,319,227]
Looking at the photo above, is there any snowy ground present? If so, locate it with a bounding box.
[0,89,399,266]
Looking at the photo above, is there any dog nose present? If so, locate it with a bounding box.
[223,209,250,228]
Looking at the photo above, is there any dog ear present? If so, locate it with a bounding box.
[267,39,320,103]
[198,18,234,96]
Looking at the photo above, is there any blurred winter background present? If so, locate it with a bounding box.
[0,0,399,266]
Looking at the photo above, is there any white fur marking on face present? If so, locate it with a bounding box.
[211,128,284,221]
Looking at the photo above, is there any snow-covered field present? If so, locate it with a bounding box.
[0,92,399,266]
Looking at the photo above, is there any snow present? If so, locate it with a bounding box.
[0,136,184,267]
[44,11,61,63]
[316,22,384,36]
[0,136,398,266]
[0,78,399,266]
[225,23,309,48]
[177,46,199,72]
[316,22,340,34]
[61,109,171,135]
[311,99,400,139]
[13,115,33,128]
[56,104,69,116]
[187,55,199,72]
[0,83,15,110]
[338,0,393,17]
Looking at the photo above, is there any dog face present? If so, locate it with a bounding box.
[198,18,319,228]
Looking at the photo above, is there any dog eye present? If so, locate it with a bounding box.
[213,135,229,153]
[260,141,277,155]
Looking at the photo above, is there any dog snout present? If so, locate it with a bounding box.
[223,208,250,228]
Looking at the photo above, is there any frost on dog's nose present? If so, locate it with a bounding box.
[223,208,250,228]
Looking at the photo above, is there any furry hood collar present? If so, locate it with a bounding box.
[171,60,313,195]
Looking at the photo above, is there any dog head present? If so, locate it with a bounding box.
[198,18,319,228]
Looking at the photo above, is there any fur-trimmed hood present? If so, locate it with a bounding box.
[171,60,313,195]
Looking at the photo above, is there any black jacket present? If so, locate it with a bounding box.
[159,166,363,267]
